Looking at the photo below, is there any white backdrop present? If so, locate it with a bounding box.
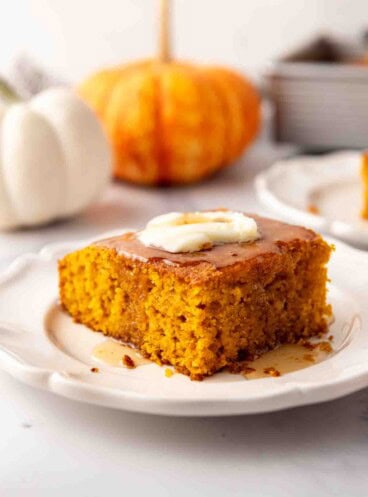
[1,0,368,82]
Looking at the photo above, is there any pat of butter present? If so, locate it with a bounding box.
[137,211,260,253]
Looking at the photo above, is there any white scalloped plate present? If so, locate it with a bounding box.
[255,151,368,249]
[0,233,367,416]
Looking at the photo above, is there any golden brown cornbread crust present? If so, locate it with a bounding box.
[58,215,332,380]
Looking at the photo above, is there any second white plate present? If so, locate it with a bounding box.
[255,151,368,248]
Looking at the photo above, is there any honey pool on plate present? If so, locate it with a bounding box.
[240,341,332,379]
[46,304,336,380]
[92,340,150,368]
[92,338,333,378]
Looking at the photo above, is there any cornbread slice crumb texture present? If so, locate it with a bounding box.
[361,152,368,219]
[58,214,332,380]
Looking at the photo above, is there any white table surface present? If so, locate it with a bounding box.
[1,142,368,497]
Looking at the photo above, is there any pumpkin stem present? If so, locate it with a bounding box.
[0,78,21,104]
[158,0,171,62]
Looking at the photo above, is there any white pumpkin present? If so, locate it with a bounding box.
[0,86,111,229]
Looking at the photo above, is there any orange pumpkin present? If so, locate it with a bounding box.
[79,3,260,185]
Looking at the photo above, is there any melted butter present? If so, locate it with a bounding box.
[92,340,150,368]
[242,341,333,379]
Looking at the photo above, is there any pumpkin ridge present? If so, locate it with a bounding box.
[199,69,228,172]
[0,131,17,228]
[209,68,261,163]
[153,64,170,185]
[105,64,158,183]
[79,69,120,122]
[1,106,66,225]
[104,63,143,176]
[194,68,212,179]
[103,76,125,178]
[204,69,239,164]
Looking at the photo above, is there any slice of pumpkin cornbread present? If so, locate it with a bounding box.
[58,214,332,380]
